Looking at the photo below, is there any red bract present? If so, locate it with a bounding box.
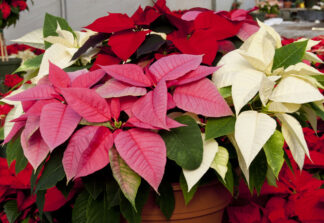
[12,0,27,11]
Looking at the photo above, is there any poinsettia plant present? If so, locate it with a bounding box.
[1,0,324,222]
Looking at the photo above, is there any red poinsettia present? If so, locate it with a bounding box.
[0,2,11,19]
[12,0,27,11]
[4,74,23,88]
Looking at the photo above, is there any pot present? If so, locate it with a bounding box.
[283,1,292,8]
[141,181,232,223]
[0,58,22,93]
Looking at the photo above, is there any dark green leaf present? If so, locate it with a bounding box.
[36,190,46,218]
[205,116,235,140]
[272,40,308,71]
[248,150,267,194]
[83,171,107,200]
[4,200,20,223]
[156,181,175,219]
[216,162,234,195]
[30,162,44,193]
[263,130,284,178]
[64,64,92,72]
[72,191,89,223]
[160,115,203,170]
[35,149,65,192]
[106,179,121,209]
[86,194,120,223]
[56,179,74,198]
[43,13,75,49]
[120,183,150,223]
[14,144,28,174]
[310,102,324,121]
[179,172,198,205]
[137,35,166,58]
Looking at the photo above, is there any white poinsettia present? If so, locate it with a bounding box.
[13,24,98,83]
[213,21,324,177]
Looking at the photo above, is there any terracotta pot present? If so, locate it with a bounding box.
[283,1,292,8]
[140,181,232,223]
[265,14,278,18]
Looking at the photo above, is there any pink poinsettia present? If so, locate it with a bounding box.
[5,53,232,192]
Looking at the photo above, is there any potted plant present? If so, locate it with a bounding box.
[257,0,280,18]
[1,0,324,222]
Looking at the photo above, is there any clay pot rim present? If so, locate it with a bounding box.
[171,180,218,191]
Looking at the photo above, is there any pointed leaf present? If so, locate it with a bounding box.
[156,181,175,220]
[272,40,308,71]
[205,116,236,140]
[235,111,276,168]
[61,88,111,122]
[40,103,81,150]
[210,146,229,180]
[49,62,71,88]
[132,80,168,129]
[232,71,264,115]
[101,64,152,87]
[3,121,25,144]
[96,79,147,98]
[4,200,20,223]
[72,69,106,88]
[160,115,203,170]
[63,126,113,181]
[263,130,284,178]
[109,147,141,209]
[149,54,202,82]
[173,78,233,117]
[183,136,218,191]
[24,115,40,142]
[259,75,275,106]
[21,130,50,170]
[267,102,301,113]
[179,172,198,205]
[270,76,324,104]
[276,113,309,169]
[114,129,166,192]
[7,85,57,101]
[72,191,89,223]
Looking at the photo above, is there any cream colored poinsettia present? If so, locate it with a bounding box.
[13,24,98,83]
[212,21,324,180]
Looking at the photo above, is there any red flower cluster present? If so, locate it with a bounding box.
[0,0,27,19]
[86,0,258,70]
[0,43,44,57]
[4,74,23,88]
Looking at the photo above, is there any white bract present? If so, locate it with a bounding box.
[212,21,324,176]
[13,24,98,83]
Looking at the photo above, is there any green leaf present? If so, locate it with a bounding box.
[218,86,232,98]
[43,13,75,49]
[35,149,65,192]
[210,146,229,180]
[248,150,267,194]
[205,116,235,140]
[30,163,44,193]
[64,64,92,72]
[36,190,46,218]
[156,181,175,219]
[56,179,74,198]
[310,102,324,121]
[312,75,324,86]
[223,162,234,195]
[83,171,107,200]
[4,200,20,223]
[15,54,43,73]
[179,172,198,205]
[86,194,120,223]
[106,180,121,210]
[120,183,150,223]
[6,137,28,174]
[272,40,308,71]
[72,191,89,223]
[160,115,203,170]
[263,130,284,178]
[266,166,277,187]
[109,147,141,209]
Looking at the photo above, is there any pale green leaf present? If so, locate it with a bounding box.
[263,130,284,178]
[109,147,141,209]
[210,146,229,180]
